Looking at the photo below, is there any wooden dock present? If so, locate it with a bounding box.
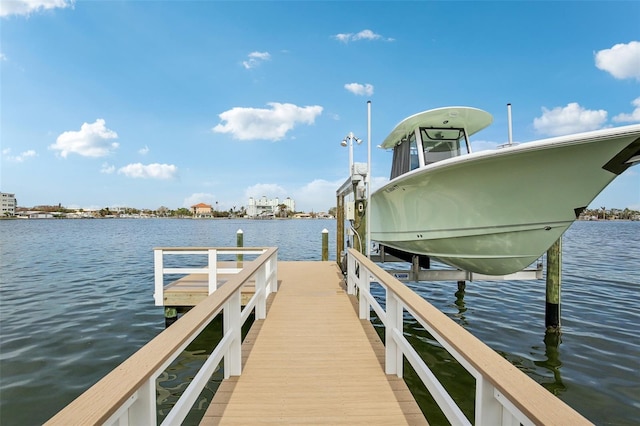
[48,247,591,425]
[163,264,255,306]
[200,261,427,425]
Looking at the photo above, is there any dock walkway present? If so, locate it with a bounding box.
[201,261,426,425]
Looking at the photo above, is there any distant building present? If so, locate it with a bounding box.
[1,192,16,216]
[246,196,295,218]
[191,203,213,218]
[25,211,54,219]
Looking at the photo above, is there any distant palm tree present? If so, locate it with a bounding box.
[277,203,289,218]
[601,206,606,220]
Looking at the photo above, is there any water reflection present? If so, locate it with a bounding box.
[156,317,224,424]
[370,279,574,424]
[156,311,255,425]
[453,281,468,326]
[536,331,566,396]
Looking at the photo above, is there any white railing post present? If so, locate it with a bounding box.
[270,253,278,292]
[385,291,403,377]
[256,264,267,320]
[128,378,156,425]
[223,290,242,378]
[358,267,370,320]
[154,249,164,306]
[347,252,356,295]
[474,374,503,425]
[208,248,218,294]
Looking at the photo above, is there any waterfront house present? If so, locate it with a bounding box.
[191,203,213,218]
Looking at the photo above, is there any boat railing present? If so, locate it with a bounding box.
[45,247,278,426]
[153,246,269,306]
[345,248,590,426]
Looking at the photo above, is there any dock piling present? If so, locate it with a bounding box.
[545,238,562,332]
[322,228,329,261]
[164,307,178,327]
[236,229,243,266]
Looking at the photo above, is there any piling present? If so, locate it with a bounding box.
[164,307,178,327]
[236,229,243,265]
[353,200,365,254]
[545,238,562,331]
[322,228,329,261]
[358,200,367,255]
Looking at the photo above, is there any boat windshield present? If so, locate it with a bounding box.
[420,128,466,164]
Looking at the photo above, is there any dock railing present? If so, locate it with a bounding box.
[153,246,269,306]
[345,248,591,426]
[46,247,278,426]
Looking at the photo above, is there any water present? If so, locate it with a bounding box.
[0,219,638,425]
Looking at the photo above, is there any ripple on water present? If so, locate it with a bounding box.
[1,219,638,425]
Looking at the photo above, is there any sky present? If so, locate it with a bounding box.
[1,0,639,213]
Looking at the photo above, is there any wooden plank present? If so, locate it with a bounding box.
[201,261,427,425]
[163,270,256,306]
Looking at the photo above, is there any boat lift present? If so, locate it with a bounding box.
[336,102,559,330]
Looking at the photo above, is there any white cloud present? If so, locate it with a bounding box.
[0,0,73,17]
[117,163,178,179]
[344,83,374,96]
[50,119,119,158]
[369,175,389,192]
[244,183,288,200]
[183,192,216,208]
[595,41,640,81]
[138,145,150,155]
[100,163,115,174]
[291,179,340,212]
[212,102,323,141]
[290,176,389,212]
[0,52,6,61]
[2,148,36,162]
[333,29,393,43]
[533,103,607,136]
[470,140,500,152]
[613,97,640,123]
[242,51,271,69]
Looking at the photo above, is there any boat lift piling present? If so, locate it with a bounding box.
[546,238,562,332]
[336,163,368,262]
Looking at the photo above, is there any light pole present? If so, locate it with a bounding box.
[341,131,362,175]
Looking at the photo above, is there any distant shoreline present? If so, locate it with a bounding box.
[0,216,337,221]
[1,216,637,222]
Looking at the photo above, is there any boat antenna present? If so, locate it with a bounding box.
[507,103,513,146]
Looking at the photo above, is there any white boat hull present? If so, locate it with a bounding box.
[371,126,640,275]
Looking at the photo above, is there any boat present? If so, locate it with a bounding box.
[370,106,640,275]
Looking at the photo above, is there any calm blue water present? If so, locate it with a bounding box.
[0,219,638,425]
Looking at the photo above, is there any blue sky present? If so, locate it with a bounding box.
[1,0,639,212]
